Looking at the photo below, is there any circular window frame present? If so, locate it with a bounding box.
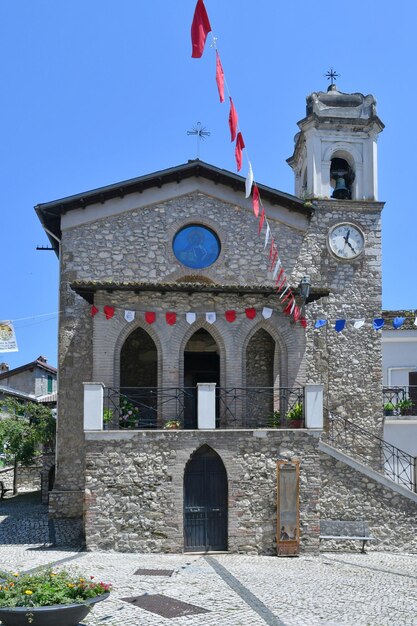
[172,223,221,270]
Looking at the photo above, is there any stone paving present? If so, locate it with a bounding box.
[1,492,417,625]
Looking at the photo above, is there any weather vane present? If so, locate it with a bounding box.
[325,68,340,86]
[187,122,211,159]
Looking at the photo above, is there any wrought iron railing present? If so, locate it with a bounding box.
[383,386,417,416]
[103,386,305,430]
[324,411,416,492]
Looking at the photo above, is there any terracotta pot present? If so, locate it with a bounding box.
[0,592,109,626]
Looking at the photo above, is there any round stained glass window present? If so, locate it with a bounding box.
[173,224,221,269]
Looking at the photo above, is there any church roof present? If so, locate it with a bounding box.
[35,160,311,253]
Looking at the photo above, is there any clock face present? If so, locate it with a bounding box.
[328,223,365,260]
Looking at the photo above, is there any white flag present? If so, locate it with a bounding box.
[264,223,271,250]
[262,307,273,319]
[0,320,18,353]
[124,310,135,323]
[273,258,282,279]
[414,316,417,327]
[279,285,290,300]
[351,318,365,329]
[186,312,197,324]
[245,162,254,198]
[206,312,216,324]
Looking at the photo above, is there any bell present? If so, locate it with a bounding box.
[332,174,350,200]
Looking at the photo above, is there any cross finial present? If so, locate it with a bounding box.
[187,122,211,159]
[325,68,340,86]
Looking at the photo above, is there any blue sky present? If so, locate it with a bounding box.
[1,0,416,370]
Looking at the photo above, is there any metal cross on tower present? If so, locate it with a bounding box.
[187,122,211,159]
[325,68,340,86]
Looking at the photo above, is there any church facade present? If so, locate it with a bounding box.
[36,85,416,554]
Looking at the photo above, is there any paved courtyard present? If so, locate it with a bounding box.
[0,492,416,625]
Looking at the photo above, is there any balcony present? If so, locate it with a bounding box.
[383,386,417,417]
[83,384,324,431]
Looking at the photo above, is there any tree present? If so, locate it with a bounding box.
[0,398,56,494]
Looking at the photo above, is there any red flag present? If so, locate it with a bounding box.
[229,97,238,142]
[258,207,265,234]
[269,238,275,260]
[103,305,114,320]
[269,248,278,271]
[225,310,236,323]
[245,307,256,320]
[90,305,99,317]
[300,317,307,328]
[252,184,260,217]
[166,312,176,326]
[145,311,156,324]
[275,267,284,287]
[293,305,301,322]
[235,132,245,171]
[191,0,212,58]
[215,51,225,103]
[281,290,293,304]
[283,298,294,315]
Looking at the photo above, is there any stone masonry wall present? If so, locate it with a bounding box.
[84,429,321,555]
[320,452,417,551]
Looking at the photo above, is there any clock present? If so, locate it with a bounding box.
[328,223,365,260]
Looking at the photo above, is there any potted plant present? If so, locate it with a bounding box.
[383,402,395,417]
[119,397,140,429]
[103,407,113,430]
[0,569,111,626]
[266,411,281,428]
[396,398,414,416]
[163,419,181,430]
[285,402,304,428]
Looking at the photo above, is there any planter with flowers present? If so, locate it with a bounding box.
[0,569,111,626]
[163,419,181,430]
[119,397,141,429]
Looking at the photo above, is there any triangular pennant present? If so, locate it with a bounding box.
[300,317,307,328]
[393,317,405,329]
[229,97,238,142]
[314,319,327,329]
[275,267,285,287]
[262,307,273,319]
[191,0,212,58]
[206,312,216,324]
[245,162,253,198]
[414,315,417,327]
[245,308,256,320]
[334,319,346,332]
[166,312,176,326]
[145,311,156,324]
[269,248,278,271]
[273,258,282,280]
[258,207,265,234]
[215,51,225,103]
[235,132,245,171]
[351,319,365,329]
[293,305,301,322]
[124,310,135,323]
[264,224,271,250]
[225,310,236,323]
[186,312,197,324]
[252,184,260,217]
[373,318,385,330]
[90,305,99,317]
[103,306,115,320]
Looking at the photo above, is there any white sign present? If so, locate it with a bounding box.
[0,321,18,352]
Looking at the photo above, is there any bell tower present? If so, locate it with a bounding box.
[287,77,384,201]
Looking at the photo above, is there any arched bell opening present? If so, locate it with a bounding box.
[245,328,278,427]
[330,157,355,200]
[120,327,158,428]
[183,328,220,429]
[183,445,228,552]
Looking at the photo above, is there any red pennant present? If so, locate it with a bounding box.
[166,312,176,326]
[103,306,114,320]
[252,184,260,217]
[215,51,225,103]
[277,275,287,291]
[300,317,307,328]
[90,305,99,317]
[283,298,294,315]
[281,290,293,304]
[293,305,301,322]
[269,238,275,260]
[275,267,285,287]
[191,0,212,58]
[258,207,265,234]
[245,308,256,320]
[235,132,245,171]
[269,248,278,271]
[145,311,156,324]
[225,310,236,323]
[229,97,238,141]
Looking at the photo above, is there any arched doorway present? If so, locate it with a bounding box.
[120,327,158,427]
[246,328,276,427]
[184,329,220,429]
[184,445,228,551]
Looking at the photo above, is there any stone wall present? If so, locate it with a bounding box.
[320,452,417,551]
[84,429,321,555]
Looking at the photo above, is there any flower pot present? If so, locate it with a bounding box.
[288,419,303,428]
[0,593,109,626]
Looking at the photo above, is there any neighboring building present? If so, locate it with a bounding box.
[35,83,417,554]
[0,356,57,401]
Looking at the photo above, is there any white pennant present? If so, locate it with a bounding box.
[273,258,282,279]
[290,300,296,315]
[414,316,417,327]
[245,162,254,198]
[279,284,290,300]
[206,312,216,324]
[264,223,271,249]
[186,312,197,324]
[351,318,365,329]
[124,310,135,323]
[262,307,273,319]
